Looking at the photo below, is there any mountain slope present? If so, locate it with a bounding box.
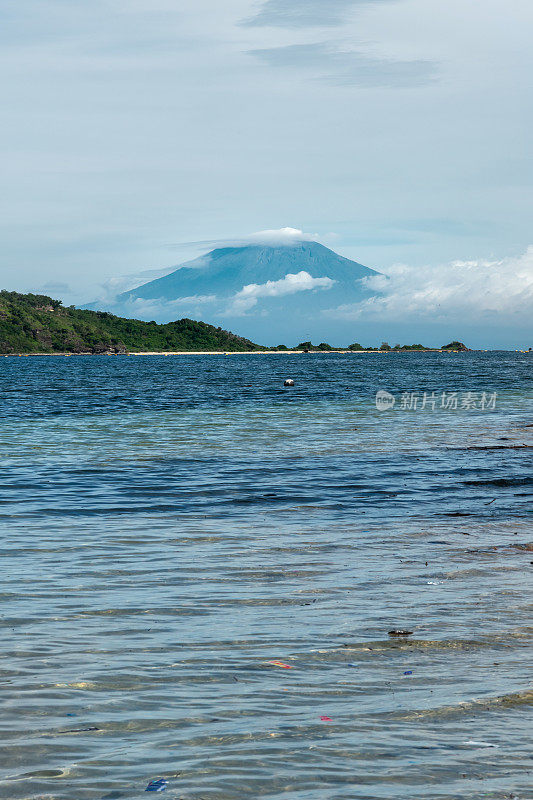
[118,241,377,303]
[83,238,381,343]
[0,291,261,353]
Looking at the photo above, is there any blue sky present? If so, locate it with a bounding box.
[1,0,532,344]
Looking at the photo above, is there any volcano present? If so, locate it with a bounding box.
[87,236,380,344]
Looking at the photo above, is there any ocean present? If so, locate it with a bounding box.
[0,351,531,800]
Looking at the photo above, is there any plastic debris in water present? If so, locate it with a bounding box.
[145,778,168,792]
[64,726,100,733]
[462,741,499,748]
[320,716,332,721]
[266,660,293,669]
[388,630,413,636]
[403,670,413,675]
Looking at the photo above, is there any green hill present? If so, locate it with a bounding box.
[0,291,262,353]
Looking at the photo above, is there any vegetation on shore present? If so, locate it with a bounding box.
[286,340,460,352]
[0,291,261,353]
[441,341,468,351]
[0,291,470,354]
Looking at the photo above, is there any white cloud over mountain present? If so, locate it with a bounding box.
[105,294,219,322]
[230,270,336,313]
[246,227,318,245]
[326,247,533,323]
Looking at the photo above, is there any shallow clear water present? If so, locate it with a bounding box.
[0,352,532,800]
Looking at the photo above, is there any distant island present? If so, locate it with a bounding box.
[0,291,469,354]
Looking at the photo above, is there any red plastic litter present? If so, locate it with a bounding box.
[266,660,293,669]
[320,716,332,721]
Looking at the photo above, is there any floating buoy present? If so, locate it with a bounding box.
[284,379,294,386]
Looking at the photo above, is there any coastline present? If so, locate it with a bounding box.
[2,349,484,357]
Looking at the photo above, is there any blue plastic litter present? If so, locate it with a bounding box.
[404,670,413,675]
[145,779,168,792]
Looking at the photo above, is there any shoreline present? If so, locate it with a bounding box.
[1,349,480,357]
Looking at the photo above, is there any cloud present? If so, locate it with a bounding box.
[229,270,335,314]
[92,269,178,304]
[30,281,71,295]
[324,247,533,323]
[168,227,319,250]
[90,294,219,322]
[128,294,217,309]
[245,226,319,245]
[248,42,437,87]
[243,0,395,28]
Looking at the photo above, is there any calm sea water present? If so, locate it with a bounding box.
[0,352,532,800]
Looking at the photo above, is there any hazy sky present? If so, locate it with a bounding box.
[1,0,532,329]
